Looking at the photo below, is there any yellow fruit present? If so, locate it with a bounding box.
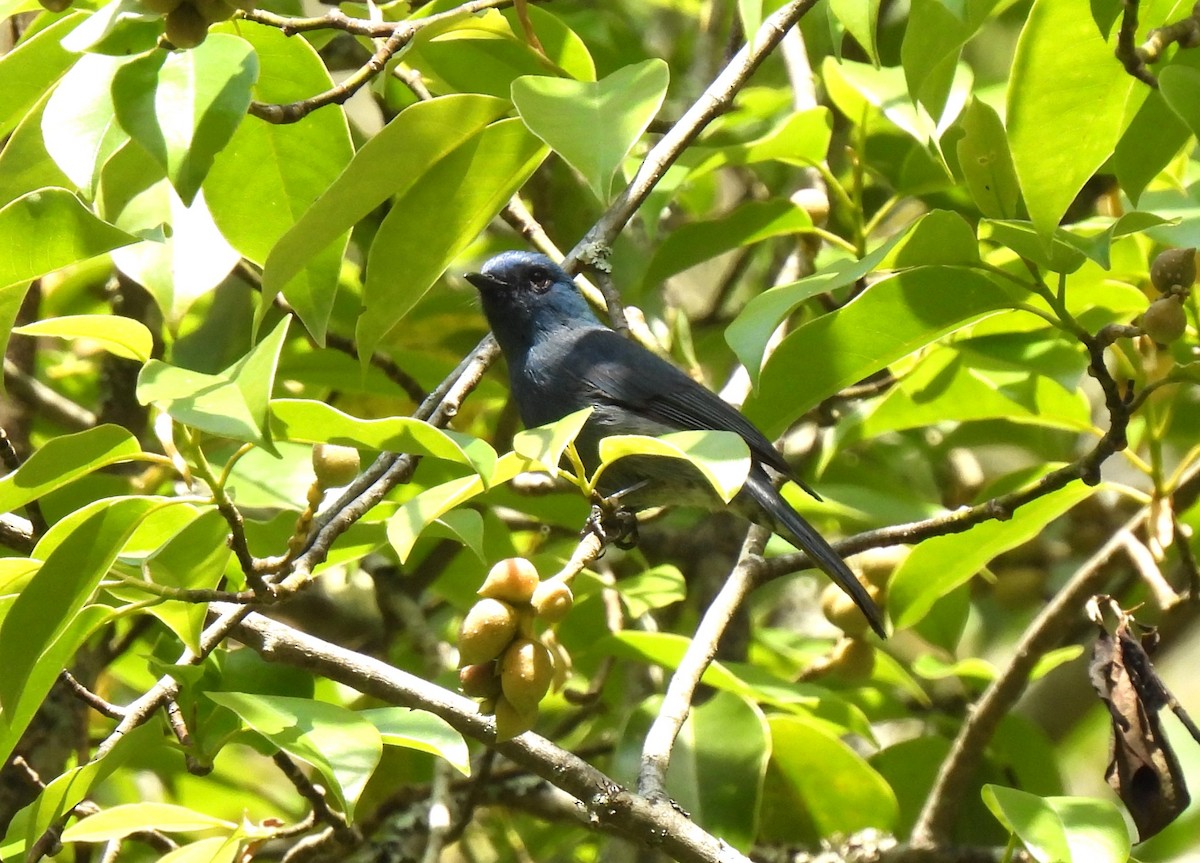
[164,3,208,49]
[531,579,573,622]
[311,443,360,489]
[457,599,518,666]
[141,0,181,13]
[1142,296,1188,344]
[478,557,540,604]
[820,583,872,638]
[500,637,553,713]
[827,638,875,680]
[1150,247,1196,293]
[459,662,503,698]
[493,695,537,741]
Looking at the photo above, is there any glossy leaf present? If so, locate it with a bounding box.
[62,804,236,842]
[206,692,382,819]
[1113,91,1191,205]
[600,631,746,693]
[205,20,353,342]
[0,91,73,208]
[668,692,769,851]
[262,95,509,316]
[0,188,136,288]
[615,564,686,618]
[511,59,668,201]
[767,714,898,836]
[902,0,968,120]
[742,267,1014,437]
[139,509,232,651]
[982,785,1131,863]
[0,497,161,714]
[0,11,83,139]
[828,0,881,64]
[1006,0,1143,235]
[155,837,241,863]
[111,34,257,205]
[137,316,291,448]
[270,399,498,480]
[956,97,1020,219]
[0,425,141,514]
[359,707,470,776]
[387,451,532,561]
[13,313,153,361]
[358,117,547,356]
[596,430,752,504]
[511,407,593,476]
[1159,65,1200,139]
[684,108,834,181]
[889,481,1096,629]
[643,199,813,289]
[41,53,128,194]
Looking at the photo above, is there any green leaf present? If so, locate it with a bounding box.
[0,11,83,140]
[956,97,1020,219]
[725,227,910,381]
[1030,645,1085,680]
[1113,91,1192,205]
[155,837,241,863]
[1159,64,1200,139]
[270,399,497,480]
[41,53,129,195]
[615,564,686,618]
[62,804,236,842]
[0,722,156,860]
[767,714,898,836]
[358,707,470,776]
[262,95,509,319]
[667,692,769,851]
[1006,0,1144,235]
[902,0,969,120]
[828,0,881,64]
[878,209,980,269]
[643,199,813,289]
[596,430,751,504]
[13,313,153,361]
[0,90,73,208]
[206,692,382,819]
[137,316,291,448]
[107,168,241,321]
[387,451,532,562]
[889,481,1096,629]
[0,188,137,288]
[357,117,547,356]
[111,34,257,206]
[0,425,141,514]
[511,407,594,476]
[982,785,1131,863]
[138,509,232,652]
[980,219,1087,273]
[742,267,1013,437]
[423,509,486,562]
[600,631,747,693]
[60,0,162,56]
[0,497,161,714]
[683,108,834,181]
[511,59,669,201]
[205,21,353,344]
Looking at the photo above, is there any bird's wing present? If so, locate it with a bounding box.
[567,328,802,483]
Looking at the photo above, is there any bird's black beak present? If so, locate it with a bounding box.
[465,271,506,292]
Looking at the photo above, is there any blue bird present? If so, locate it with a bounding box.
[466,250,885,638]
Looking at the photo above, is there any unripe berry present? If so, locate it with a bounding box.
[194,0,234,21]
[531,579,573,622]
[500,637,553,713]
[38,0,74,10]
[1142,295,1188,344]
[1150,248,1196,293]
[827,638,875,680]
[164,3,208,48]
[820,583,872,638]
[478,557,540,604]
[457,598,518,666]
[312,443,360,489]
[493,695,537,741]
[459,662,503,698]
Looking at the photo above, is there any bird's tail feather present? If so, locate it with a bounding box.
[743,474,886,638]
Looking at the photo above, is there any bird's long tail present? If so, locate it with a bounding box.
[742,472,886,638]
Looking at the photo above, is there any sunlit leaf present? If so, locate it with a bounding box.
[596,430,751,504]
[359,707,471,776]
[13,313,153,361]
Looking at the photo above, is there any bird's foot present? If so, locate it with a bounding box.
[582,497,639,552]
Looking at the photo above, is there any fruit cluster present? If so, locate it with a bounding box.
[458,558,573,740]
[141,0,256,50]
[1143,247,1197,345]
[817,547,898,679]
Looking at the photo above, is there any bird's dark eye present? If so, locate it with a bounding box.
[528,267,553,292]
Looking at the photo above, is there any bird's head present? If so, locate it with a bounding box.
[465,251,599,348]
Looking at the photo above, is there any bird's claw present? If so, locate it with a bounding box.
[582,497,639,553]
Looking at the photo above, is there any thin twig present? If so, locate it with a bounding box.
[59,671,125,719]
[3,358,97,431]
[637,524,769,799]
[272,751,360,846]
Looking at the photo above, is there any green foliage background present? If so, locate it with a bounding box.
[0,0,1199,860]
